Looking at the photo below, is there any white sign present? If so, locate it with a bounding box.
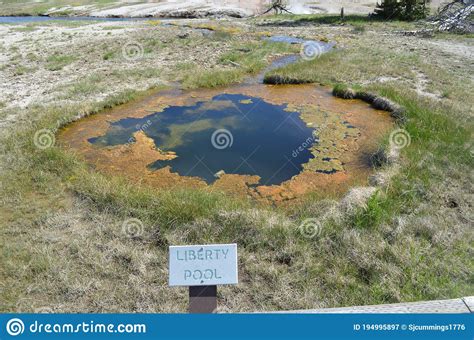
[169,244,238,287]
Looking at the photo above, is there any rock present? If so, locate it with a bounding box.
[432,3,474,34]
[214,170,226,179]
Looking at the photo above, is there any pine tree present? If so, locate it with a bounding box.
[374,0,431,20]
[374,0,402,19]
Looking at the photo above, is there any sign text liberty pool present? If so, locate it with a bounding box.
[169,244,238,286]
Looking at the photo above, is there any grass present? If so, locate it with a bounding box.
[13,65,37,76]
[352,23,366,34]
[102,26,126,31]
[45,53,76,71]
[264,46,422,86]
[11,25,38,33]
[434,32,474,40]
[256,14,421,30]
[182,68,243,89]
[180,41,297,89]
[0,16,473,313]
[102,50,116,61]
[268,14,376,24]
[64,75,104,97]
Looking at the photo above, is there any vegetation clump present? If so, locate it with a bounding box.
[332,84,357,99]
[332,85,407,124]
[263,74,313,85]
[46,54,76,71]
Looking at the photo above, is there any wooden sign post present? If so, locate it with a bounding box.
[189,285,217,314]
[169,244,238,314]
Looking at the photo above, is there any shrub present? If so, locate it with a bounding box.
[373,0,431,21]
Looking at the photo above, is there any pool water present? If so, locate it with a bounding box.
[89,93,316,185]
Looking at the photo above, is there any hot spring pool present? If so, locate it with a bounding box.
[59,84,393,203]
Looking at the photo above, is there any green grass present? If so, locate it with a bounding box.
[219,41,293,72]
[10,25,38,33]
[256,14,420,30]
[182,68,243,89]
[13,65,37,76]
[434,32,474,40]
[65,74,104,97]
[102,50,116,61]
[45,54,76,71]
[101,26,125,31]
[258,14,372,25]
[352,23,366,34]
[110,67,162,80]
[332,83,354,98]
[180,41,296,89]
[25,52,40,62]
